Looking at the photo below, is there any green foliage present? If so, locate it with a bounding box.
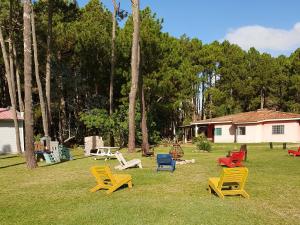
[79,108,115,144]
[1,0,300,145]
[79,108,113,133]
[79,104,160,146]
[192,134,205,144]
[71,144,84,152]
[159,137,172,146]
[33,134,42,142]
[195,134,212,152]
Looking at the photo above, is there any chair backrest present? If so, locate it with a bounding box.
[43,152,56,163]
[218,167,248,189]
[240,144,248,160]
[58,145,71,160]
[230,151,245,161]
[50,141,59,151]
[50,141,60,162]
[157,154,173,165]
[115,151,127,165]
[90,166,116,185]
[240,144,247,152]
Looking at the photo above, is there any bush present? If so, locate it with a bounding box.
[192,133,206,144]
[160,138,172,146]
[195,134,212,152]
[196,140,212,152]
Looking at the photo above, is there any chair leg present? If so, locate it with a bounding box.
[214,189,225,199]
[90,184,103,193]
[138,162,142,168]
[106,181,130,194]
[128,180,133,188]
[241,190,250,199]
[208,185,212,194]
[208,185,224,199]
[107,185,119,194]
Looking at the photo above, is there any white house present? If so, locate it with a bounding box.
[0,108,24,154]
[183,109,300,143]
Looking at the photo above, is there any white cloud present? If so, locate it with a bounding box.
[223,22,300,54]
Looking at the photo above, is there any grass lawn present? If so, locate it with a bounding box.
[0,143,299,225]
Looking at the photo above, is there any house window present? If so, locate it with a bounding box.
[215,128,222,136]
[237,127,246,135]
[272,125,284,134]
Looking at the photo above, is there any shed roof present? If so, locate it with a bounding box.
[192,109,300,125]
[0,108,24,120]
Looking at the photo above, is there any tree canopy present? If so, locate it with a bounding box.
[0,0,300,145]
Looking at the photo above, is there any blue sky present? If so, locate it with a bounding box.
[77,0,300,56]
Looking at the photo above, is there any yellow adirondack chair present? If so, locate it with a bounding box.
[90,166,133,194]
[208,167,250,199]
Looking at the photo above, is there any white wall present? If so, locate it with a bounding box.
[214,121,300,143]
[236,124,263,143]
[262,121,300,143]
[214,124,235,143]
[0,121,24,154]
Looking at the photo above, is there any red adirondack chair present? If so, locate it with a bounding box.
[218,150,245,168]
[288,147,300,157]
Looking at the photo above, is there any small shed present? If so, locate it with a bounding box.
[0,107,24,154]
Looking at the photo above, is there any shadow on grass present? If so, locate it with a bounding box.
[40,155,88,167]
[91,183,133,195]
[0,162,26,169]
[91,157,117,161]
[0,155,19,160]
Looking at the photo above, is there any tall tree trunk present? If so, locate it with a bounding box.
[138,43,149,155]
[109,0,118,147]
[59,94,66,143]
[23,0,37,168]
[31,8,49,137]
[0,25,22,155]
[9,0,17,103]
[139,76,150,155]
[58,51,66,143]
[109,0,117,116]
[128,0,140,152]
[45,0,53,132]
[260,88,264,109]
[192,96,196,121]
[208,72,212,119]
[13,44,24,112]
[201,81,205,120]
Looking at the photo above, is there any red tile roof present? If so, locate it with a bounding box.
[0,108,24,120]
[192,109,300,124]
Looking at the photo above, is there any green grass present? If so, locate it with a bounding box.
[0,143,299,225]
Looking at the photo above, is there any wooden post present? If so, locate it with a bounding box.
[195,125,198,137]
[283,143,286,149]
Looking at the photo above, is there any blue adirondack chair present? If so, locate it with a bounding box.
[58,145,73,161]
[157,154,176,172]
[43,152,57,164]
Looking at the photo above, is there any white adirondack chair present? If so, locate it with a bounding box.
[114,151,142,170]
[50,141,60,162]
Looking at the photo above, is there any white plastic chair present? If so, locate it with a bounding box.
[114,151,142,170]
